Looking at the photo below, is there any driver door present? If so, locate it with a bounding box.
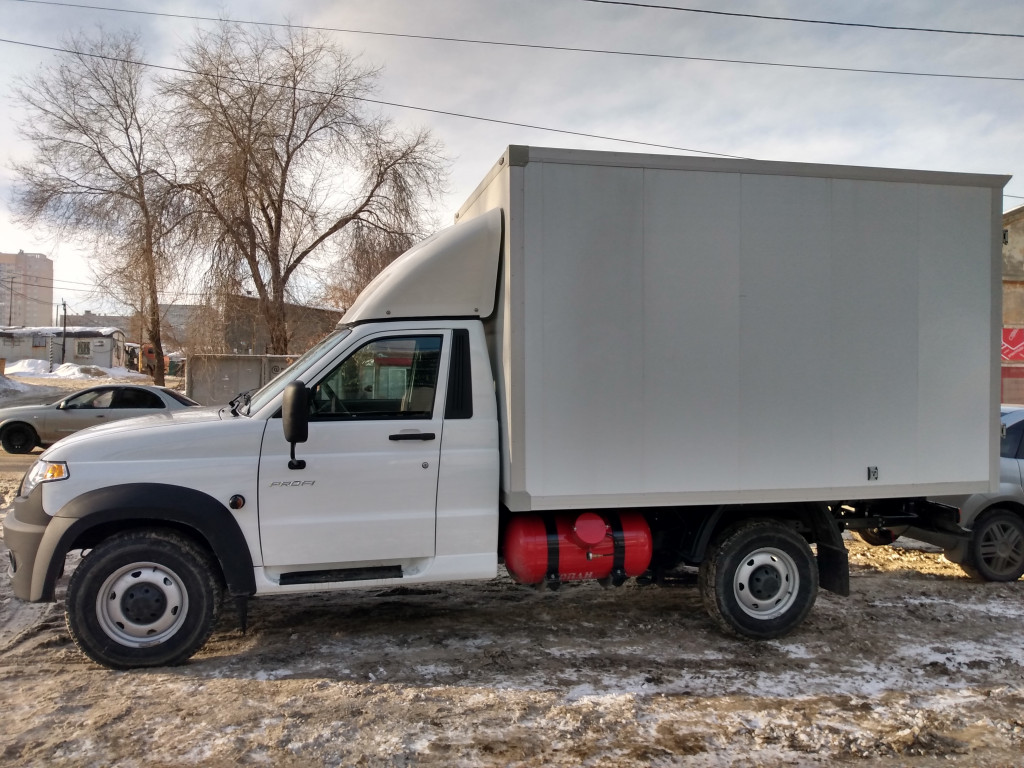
[258,331,449,568]
[49,387,117,438]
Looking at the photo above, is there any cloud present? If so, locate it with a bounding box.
[1,0,1021,303]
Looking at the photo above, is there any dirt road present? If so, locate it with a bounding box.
[1,471,1022,767]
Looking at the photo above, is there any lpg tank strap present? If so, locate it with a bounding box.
[544,514,559,583]
[608,513,626,579]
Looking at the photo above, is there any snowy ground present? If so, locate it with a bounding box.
[0,376,1021,766]
[3,358,149,386]
[0,361,168,404]
[0,499,1021,767]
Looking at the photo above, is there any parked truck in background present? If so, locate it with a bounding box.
[2,146,1008,669]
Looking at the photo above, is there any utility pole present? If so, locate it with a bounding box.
[7,277,14,325]
[61,299,67,364]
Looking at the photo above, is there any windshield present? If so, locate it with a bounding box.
[162,388,201,407]
[243,328,352,415]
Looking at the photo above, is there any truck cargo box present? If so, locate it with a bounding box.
[456,146,1007,512]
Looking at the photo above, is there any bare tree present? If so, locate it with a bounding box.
[165,23,447,354]
[10,30,181,384]
[319,225,415,310]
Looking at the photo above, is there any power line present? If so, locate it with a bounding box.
[9,287,60,306]
[0,36,749,159]
[581,0,1024,40]
[4,8,1020,205]
[2,283,96,302]
[5,0,1022,84]
[0,273,111,291]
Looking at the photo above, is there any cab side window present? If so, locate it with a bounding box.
[64,389,114,409]
[310,336,442,420]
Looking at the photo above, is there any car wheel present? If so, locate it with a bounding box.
[1,423,38,454]
[961,509,1024,582]
[65,530,223,669]
[699,519,818,639]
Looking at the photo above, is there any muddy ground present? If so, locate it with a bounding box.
[1,471,1022,767]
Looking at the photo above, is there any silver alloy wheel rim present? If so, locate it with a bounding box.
[978,521,1024,577]
[733,546,799,620]
[95,562,189,647]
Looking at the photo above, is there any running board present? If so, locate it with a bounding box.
[279,565,403,586]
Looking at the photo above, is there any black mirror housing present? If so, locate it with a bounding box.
[282,381,309,447]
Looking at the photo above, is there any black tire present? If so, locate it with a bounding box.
[699,520,818,639]
[855,527,906,546]
[65,530,223,669]
[961,509,1024,582]
[1,423,37,454]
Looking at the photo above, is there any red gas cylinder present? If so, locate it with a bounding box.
[503,511,653,585]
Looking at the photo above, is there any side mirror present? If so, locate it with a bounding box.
[282,381,309,470]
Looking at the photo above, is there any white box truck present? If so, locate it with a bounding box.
[2,146,1008,669]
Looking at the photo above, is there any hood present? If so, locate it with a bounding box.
[40,405,256,463]
[0,403,55,421]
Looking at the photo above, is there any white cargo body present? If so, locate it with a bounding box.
[456,146,1004,512]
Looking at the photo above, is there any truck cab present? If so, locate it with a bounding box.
[3,210,504,669]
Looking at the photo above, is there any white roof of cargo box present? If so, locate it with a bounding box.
[341,208,503,325]
[456,145,1010,220]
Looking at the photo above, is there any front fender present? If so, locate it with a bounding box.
[32,483,256,602]
[0,417,39,435]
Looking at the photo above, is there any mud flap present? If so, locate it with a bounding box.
[816,542,850,596]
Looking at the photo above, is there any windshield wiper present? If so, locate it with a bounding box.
[229,389,254,417]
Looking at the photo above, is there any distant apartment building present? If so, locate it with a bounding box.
[0,251,54,327]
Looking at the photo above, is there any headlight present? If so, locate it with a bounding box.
[20,460,69,498]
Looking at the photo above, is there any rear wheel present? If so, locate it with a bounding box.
[1,423,37,454]
[961,509,1024,582]
[855,527,907,546]
[700,520,818,639]
[66,530,222,669]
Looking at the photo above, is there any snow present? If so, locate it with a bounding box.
[0,486,1021,765]
[4,358,149,380]
[0,375,30,394]
[0,325,123,337]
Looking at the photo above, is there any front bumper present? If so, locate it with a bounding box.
[2,488,51,601]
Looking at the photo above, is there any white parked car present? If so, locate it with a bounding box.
[0,385,201,453]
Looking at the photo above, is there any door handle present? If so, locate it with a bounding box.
[389,432,436,441]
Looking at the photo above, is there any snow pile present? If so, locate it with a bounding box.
[5,359,149,381]
[0,375,31,394]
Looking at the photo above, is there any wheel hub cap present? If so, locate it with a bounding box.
[747,564,783,600]
[96,563,189,648]
[734,547,800,620]
[121,583,169,625]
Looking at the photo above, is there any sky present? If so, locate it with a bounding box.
[1,0,1022,318]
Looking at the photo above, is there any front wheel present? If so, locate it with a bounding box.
[699,520,818,639]
[66,530,223,669]
[1,423,37,454]
[961,509,1024,582]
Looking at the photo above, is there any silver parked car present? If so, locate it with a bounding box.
[0,385,201,454]
[857,406,1024,581]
